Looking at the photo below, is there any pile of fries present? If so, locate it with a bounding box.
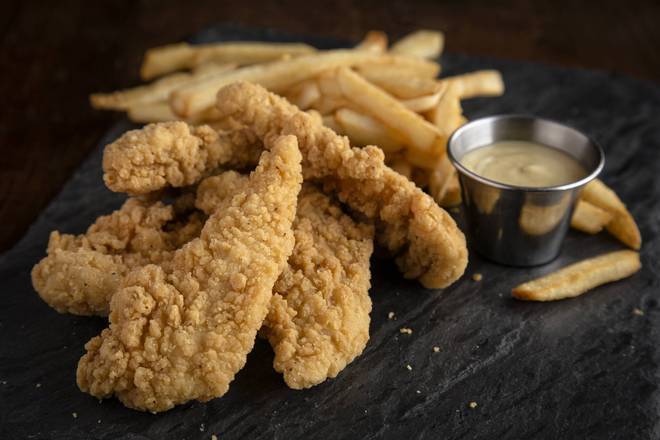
[90,29,643,303]
[90,30,504,207]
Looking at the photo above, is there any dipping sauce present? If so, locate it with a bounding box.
[460,140,586,187]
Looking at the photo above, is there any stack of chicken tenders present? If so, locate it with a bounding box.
[31,82,468,412]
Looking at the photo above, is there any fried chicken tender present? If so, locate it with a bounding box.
[31,197,204,316]
[76,135,302,412]
[103,121,262,194]
[215,81,467,288]
[197,176,374,389]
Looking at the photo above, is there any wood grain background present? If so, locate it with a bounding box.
[1,0,659,252]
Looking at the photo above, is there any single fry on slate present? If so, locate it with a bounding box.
[512,250,641,301]
[581,179,641,249]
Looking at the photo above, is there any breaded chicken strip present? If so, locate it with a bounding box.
[215,81,467,288]
[103,122,262,194]
[77,135,302,412]
[197,176,374,389]
[31,196,204,316]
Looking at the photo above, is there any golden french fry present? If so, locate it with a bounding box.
[91,63,237,111]
[442,70,504,99]
[312,95,351,114]
[316,69,344,98]
[401,91,443,113]
[141,41,316,79]
[335,107,405,153]
[390,30,445,59]
[428,154,455,202]
[127,102,177,123]
[171,50,439,118]
[335,67,445,163]
[355,30,388,53]
[571,200,613,234]
[512,250,641,301]
[355,62,440,82]
[90,73,191,111]
[439,173,462,207]
[359,70,441,99]
[426,82,463,134]
[581,179,641,249]
[191,62,238,75]
[286,80,321,109]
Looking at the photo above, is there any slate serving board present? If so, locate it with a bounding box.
[1,24,659,440]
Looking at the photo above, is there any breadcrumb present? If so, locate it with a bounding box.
[633,308,644,316]
[469,401,478,409]
[406,364,412,371]
[388,311,396,320]
[400,327,413,335]
[472,273,483,281]
[35,383,41,388]
[72,412,78,418]
[433,346,440,352]
[211,436,218,440]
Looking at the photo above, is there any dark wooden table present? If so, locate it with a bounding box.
[2,0,659,252]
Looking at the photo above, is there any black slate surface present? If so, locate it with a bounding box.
[1,24,660,440]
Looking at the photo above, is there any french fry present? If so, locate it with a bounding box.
[91,63,237,111]
[359,70,442,98]
[356,62,440,81]
[127,102,177,123]
[581,179,641,249]
[439,173,462,207]
[442,70,504,99]
[90,73,191,111]
[335,108,404,153]
[401,90,443,113]
[191,62,238,75]
[170,50,440,118]
[286,80,321,109]
[428,154,455,202]
[355,30,388,53]
[140,41,316,79]
[512,250,641,301]
[390,30,445,59]
[426,82,463,134]
[335,67,446,164]
[312,95,351,114]
[571,200,613,234]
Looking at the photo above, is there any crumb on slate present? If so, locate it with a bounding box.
[406,364,413,371]
[211,435,218,440]
[35,383,41,388]
[433,346,440,352]
[72,412,78,419]
[472,273,483,282]
[388,311,396,320]
[633,308,644,316]
[400,327,413,335]
[97,419,101,424]
[469,401,478,409]
[200,423,205,432]
[416,390,421,394]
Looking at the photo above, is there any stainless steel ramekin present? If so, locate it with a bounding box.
[447,115,604,266]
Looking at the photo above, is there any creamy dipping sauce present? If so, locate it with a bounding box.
[460,140,586,187]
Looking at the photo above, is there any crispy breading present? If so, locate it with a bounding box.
[76,136,302,412]
[103,121,262,194]
[197,176,374,389]
[215,81,467,288]
[31,197,204,316]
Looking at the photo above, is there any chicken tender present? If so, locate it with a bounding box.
[197,176,374,389]
[31,197,204,316]
[103,121,262,194]
[77,135,302,412]
[215,81,467,288]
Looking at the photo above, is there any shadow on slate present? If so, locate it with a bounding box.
[1,23,660,440]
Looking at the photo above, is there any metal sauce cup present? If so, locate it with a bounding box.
[447,115,604,266]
